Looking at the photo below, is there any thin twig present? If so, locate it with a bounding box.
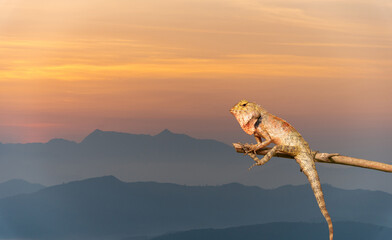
[232,143,392,173]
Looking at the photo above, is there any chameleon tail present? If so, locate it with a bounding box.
[295,153,333,240]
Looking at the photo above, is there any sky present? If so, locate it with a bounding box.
[0,0,391,155]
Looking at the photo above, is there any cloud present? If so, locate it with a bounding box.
[0,0,391,143]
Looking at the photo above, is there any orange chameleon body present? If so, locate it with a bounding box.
[230,99,333,240]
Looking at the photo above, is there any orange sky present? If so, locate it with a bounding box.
[0,0,392,144]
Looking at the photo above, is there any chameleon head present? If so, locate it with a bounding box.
[230,100,261,135]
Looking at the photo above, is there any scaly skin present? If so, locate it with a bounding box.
[230,99,333,240]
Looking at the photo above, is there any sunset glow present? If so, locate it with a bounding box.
[1,0,391,143]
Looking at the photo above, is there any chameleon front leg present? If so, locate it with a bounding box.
[248,145,280,170]
[254,135,263,144]
[244,136,267,162]
[242,134,272,153]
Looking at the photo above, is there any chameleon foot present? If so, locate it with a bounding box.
[248,160,263,170]
[238,143,256,155]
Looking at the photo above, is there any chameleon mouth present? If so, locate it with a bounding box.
[230,109,239,117]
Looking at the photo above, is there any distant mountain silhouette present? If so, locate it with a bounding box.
[0,129,244,186]
[151,222,392,240]
[78,129,229,162]
[0,179,44,199]
[0,176,391,239]
[0,129,391,194]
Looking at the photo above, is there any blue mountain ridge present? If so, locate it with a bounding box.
[0,176,390,240]
[0,179,45,199]
[1,129,391,195]
[150,221,392,240]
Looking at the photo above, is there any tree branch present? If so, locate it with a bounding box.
[232,143,392,173]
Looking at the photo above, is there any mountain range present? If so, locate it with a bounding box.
[0,129,391,194]
[0,179,44,199]
[151,222,392,240]
[0,176,391,240]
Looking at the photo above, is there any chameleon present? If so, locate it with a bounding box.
[230,99,334,240]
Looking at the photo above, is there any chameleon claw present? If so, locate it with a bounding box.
[248,163,257,170]
[246,144,259,154]
[239,143,255,155]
